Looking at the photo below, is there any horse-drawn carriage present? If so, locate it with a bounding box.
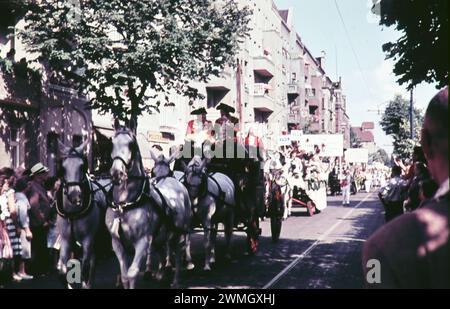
[173,141,266,254]
[55,123,283,289]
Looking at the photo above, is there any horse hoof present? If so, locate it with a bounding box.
[143,271,153,281]
[155,271,164,281]
[209,257,216,264]
[203,265,212,272]
[186,262,195,271]
[170,282,180,289]
[127,266,140,280]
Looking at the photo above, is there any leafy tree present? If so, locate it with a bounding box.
[17,0,251,124]
[378,0,448,90]
[380,95,423,159]
[369,148,390,166]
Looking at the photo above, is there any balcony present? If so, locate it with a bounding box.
[253,55,275,78]
[309,120,321,133]
[288,84,300,96]
[207,70,233,91]
[288,112,301,124]
[253,83,275,113]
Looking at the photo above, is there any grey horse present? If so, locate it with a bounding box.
[145,148,192,287]
[174,156,235,271]
[57,139,106,289]
[106,120,190,288]
[149,148,195,273]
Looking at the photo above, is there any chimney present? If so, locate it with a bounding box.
[316,50,326,69]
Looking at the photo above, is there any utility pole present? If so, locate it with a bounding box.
[410,87,414,139]
[236,59,243,131]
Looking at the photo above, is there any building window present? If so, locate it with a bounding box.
[254,109,271,123]
[291,73,297,83]
[312,89,316,97]
[10,128,20,169]
[47,132,59,154]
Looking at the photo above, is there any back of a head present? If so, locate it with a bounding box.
[14,177,29,192]
[392,166,402,177]
[422,87,449,159]
[0,167,14,178]
[415,162,430,178]
[413,146,426,163]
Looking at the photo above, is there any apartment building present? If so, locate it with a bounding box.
[128,0,351,151]
[334,78,351,149]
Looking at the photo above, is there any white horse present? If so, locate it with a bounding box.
[107,120,189,288]
[175,156,235,271]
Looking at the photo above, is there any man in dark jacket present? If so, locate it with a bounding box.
[25,163,51,276]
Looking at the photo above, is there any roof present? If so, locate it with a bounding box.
[351,127,375,143]
[362,122,375,130]
[278,10,289,23]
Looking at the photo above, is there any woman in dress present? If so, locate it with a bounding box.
[0,168,23,282]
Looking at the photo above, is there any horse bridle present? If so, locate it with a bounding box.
[56,149,94,219]
[111,131,147,181]
[111,130,135,171]
[185,164,208,199]
[109,130,149,211]
[61,149,90,196]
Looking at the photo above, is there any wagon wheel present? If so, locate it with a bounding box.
[246,215,260,255]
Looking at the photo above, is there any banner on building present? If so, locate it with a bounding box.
[345,148,369,163]
[297,134,344,157]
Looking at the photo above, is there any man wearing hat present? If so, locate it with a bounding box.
[215,103,239,144]
[186,107,214,145]
[25,163,51,276]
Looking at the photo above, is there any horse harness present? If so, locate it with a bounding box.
[56,148,94,220]
[181,167,231,212]
[107,175,149,214]
[55,173,95,221]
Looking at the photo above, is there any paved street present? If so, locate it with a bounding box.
[6,191,385,289]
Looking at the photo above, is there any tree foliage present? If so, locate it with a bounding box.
[18,0,251,122]
[369,148,390,166]
[380,95,423,159]
[379,0,448,90]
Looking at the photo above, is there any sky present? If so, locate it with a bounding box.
[274,0,440,155]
